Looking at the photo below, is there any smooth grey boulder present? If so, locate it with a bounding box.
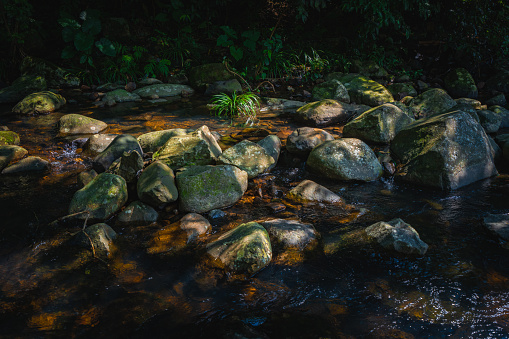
[218,139,275,178]
[307,139,383,181]
[108,150,144,183]
[180,213,211,242]
[408,88,456,118]
[286,127,334,158]
[294,99,370,127]
[116,201,159,226]
[137,128,193,153]
[74,223,117,258]
[443,68,478,99]
[477,110,502,134]
[312,79,350,103]
[137,161,178,208]
[58,114,108,136]
[257,135,281,170]
[176,165,248,213]
[261,219,318,251]
[82,134,119,156]
[286,179,343,204]
[0,145,27,171]
[342,103,414,144]
[365,218,428,255]
[1,156,49,174]
[133,83,195,98]
[391,111,498,190]
[93,134,143,173]
[206,221,272,276]
[69,173,128,222]
[483,214,509,242]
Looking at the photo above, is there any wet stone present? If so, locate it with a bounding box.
[93,134,143,173]
[483,213,509,242]
[365,218,428,255]
[109,150,144,184]
[0,145,28,171]
[82,134,119,156]
[261,219,318,251]
[179,213,211,242]
[286,127,334,158]
[137,161,178,209]
[2,156,49,175]
[116,201,159,227]
[286,179,343,204]
[73,223,117,258]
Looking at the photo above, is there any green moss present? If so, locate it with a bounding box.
[0,131,20,146]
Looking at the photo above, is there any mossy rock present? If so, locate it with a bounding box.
[0,145,27,171]
[408,88,456,118]
[2,156,49,175]
[137,128,193,153]
[137,161,178,208]
[133,83,195,98]
[0,131,20,146]
[443,68,478,99]
[218,139,275,179]
[336,74,393,107]
[102,89,141,103]
[350,59,389,78]
[477,110,502,134]
[311,79,350,103]
[366,218,428,255]
[116,201,158,227]
[12,91,66,115]
[0,75,47,103]
[294,99,369,127]
[188,63,234,88]
[387,82,417,98]
[58,114,108,136]
[93,134,143,173]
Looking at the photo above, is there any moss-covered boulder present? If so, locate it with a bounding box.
[286,179,343,204]
[0,75,47,104]
[2,156,49,175]
[137,161,178,208]
[366,218,428,255]
[218,139,275,178]
[133,83,195,98]
[176,165,248,213]
[294,99,369,127]
[307,139,383,181]
[116,201,158,227]
[153,125,221,169]
[12,91,66,115]
[455,97,482,109]
[312,79,350,103]
[137,128,193,153]
[0,145,27,171]
[102,89,141,103]
[444,68,478,99]
[286,127,334,158]
[0,131,20,146]
[408,88,456,118]
[387,82,418,98]
[57,114,108,136]
[489,105,509,128]
[188,63,233,88]
[93,134,143,173]
[206,222,272,276]
[391,111,498,190]
[69,173,128,222]
[342,103,415,144]
[73,223,117,258]
[337,74,393,107]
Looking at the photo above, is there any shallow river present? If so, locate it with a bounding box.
[1,91,509,338]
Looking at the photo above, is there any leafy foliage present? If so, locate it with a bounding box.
[210,91,260,122]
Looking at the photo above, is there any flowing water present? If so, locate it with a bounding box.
[0,91,509,338]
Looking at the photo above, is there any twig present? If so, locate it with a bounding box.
[224,61,252,92]
[254,80,276,93]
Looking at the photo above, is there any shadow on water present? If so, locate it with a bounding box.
[0,94,509,338]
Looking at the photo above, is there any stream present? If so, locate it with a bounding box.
[1,91,509,338]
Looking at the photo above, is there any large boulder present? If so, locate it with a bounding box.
[365,218,428,255]
[137,161,178,208]
[176,165,248,213]
[133,83,195,98]
[408,88,456,118]
[286,179,343,204]
[0,131,20,146]
[153,125,221,169]
[116,201,158,226]
[57,114,108,136]
[307,139,383,181]
[2,156,49,175]
[443,68,478,99]
[391,111,498,190]
[261,219,318,251]
[0,145,27,171]
[0,75,47,104]
[337,74,393,107]
[218,139,275,178]
[102,89,141,103]
[312,79,350,103]
[188,63,233,88]
[93,134,143,173]
[286,127,334,158]
[137,128,193,153]
[206,222,272,276]
[294,99,370,127]
[12,91,66,115]
[477,110,502,134]
[343,103,414,144]
[68,173,128,222]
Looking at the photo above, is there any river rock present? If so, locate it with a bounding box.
[188,63,233,88]
[12,91,66,115]
[286,127,334,158]
[455,98,482,109]
[387,82,417,98]
[489,106,509,128]
[133,83,195,98]
[444,68,478,99]
[343,103,415,144]
[137,128,193,153]
[58,114,108,136]
[206,221,272,276]
[93,134,143,173]
[350,60,389,78]
[176,165,248,213]
[0,75,47,104]
[109,150,144,183]
[82,134,119,156]
[261,218,318,251]
[218,139,275,178]
[257,135,281,170]
[153,125,222,169]
[477,110,502,134]
[116,201,158,226]
[447,103,480,123]
[483,213,509,242]
[0,145,27,171]
[68,173,128,221]
[78,169,98,187]
[286,179,343,204]
[365,218,428,255]
[102,89,141,103]
[0,131,20,146]
[204,79,242,96]
[486,93,506,107]
[1,156,49,175]
[338,74,393,107]
[312,79,350,103]
[137,161,178,208]
[138,78,163,86]
[391,111,498,190]
[307,139,383,181]
[408,88,456,118]
[96,83,124,92]
[263,97,306,111]
[294,99,370,127]
[180,213,211,242]
[74,223,117,258]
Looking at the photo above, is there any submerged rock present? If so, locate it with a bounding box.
[0,131,20,146]
[408,88,456,118]
[295,99,369,127]
[176,165,248,213]
[286,179,343,204]
[1,156,49,174]
[206,222,272,276]
[443,68,478,99]
[365,218,428,255]
[286,127,334,158]
[58,114,108,136]
[74,223,117,258]
[0,145,27,171]
[391,111,498,190]
[180,213,211,242]
[307,139,383,181]
[218,139,275,178]
[261,219,318,251]
[93,134,143,173]
[137,161,178,208]
[12,91,66,115]
[116,201,158,226]
[137,128,193,153]
[133,83,195,98]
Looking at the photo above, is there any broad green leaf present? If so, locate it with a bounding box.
[62,27,77,43]
[243,39,256,51]
[80,54,87,64]
[95,38,116,56]
[74,32,94,51]
[230,46,243,61]
[241,30,260,42]
[217,34,232,47]
[220,26,237,39]
[58,17,80,29]
[61,45,76,59]
[82,17,101,35]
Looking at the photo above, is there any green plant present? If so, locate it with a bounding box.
[291,48,330,82]
[210,91,260,123]
[151,28,198,68]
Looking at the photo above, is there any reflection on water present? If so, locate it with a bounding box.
[0,95,509,338]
